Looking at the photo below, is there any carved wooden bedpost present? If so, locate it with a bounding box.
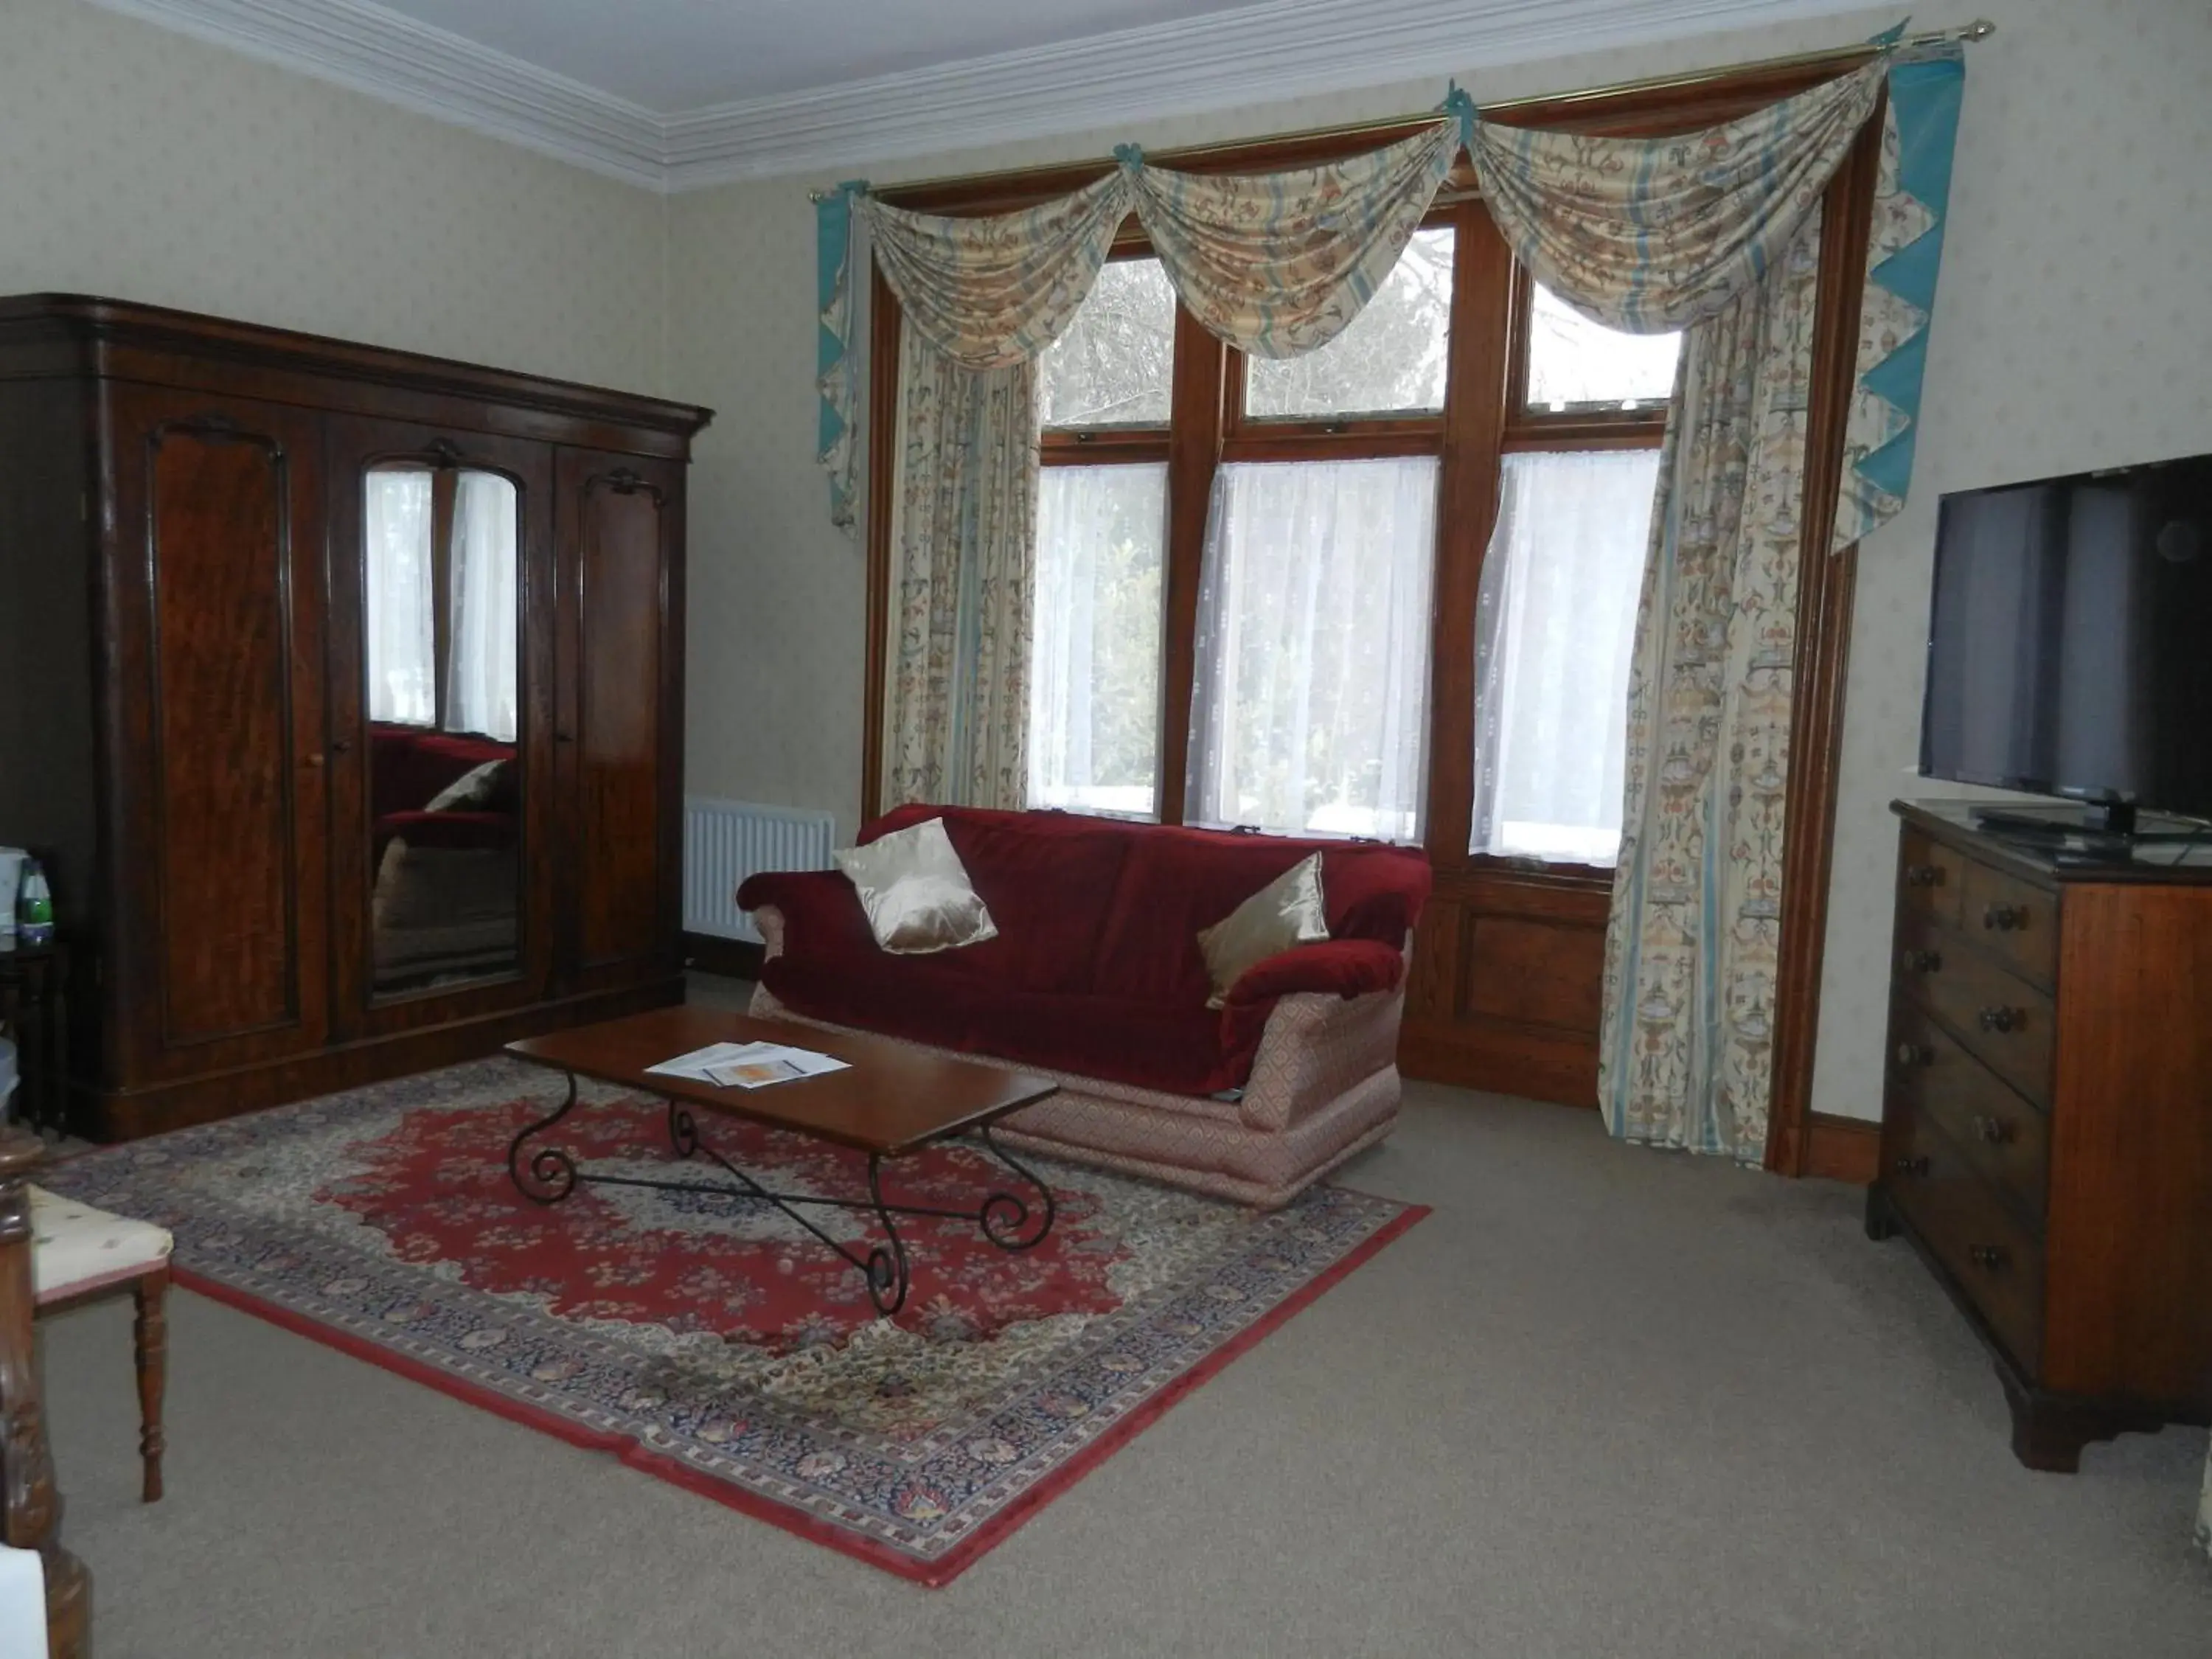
[0,1134,87,1657]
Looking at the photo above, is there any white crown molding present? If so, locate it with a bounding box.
[662,0,1872,187]
[86,0,1876,192]
[86,0,667,187]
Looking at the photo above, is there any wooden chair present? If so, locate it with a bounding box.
[0,1133,88,1658]
[28,1188,170,1504]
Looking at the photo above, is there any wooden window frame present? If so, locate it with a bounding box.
[858,55,1885,1172]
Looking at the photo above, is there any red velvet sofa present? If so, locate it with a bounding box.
[367,724,521,990]
[368,723,519,863]
[737,806,1430,1207]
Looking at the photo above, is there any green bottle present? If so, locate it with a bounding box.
[15,860,53,947]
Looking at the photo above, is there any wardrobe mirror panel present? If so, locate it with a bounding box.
[361,462,524,995]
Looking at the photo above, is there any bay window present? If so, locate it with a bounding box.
[1005,200,1668,863]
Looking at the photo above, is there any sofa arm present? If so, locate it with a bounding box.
[1230,986,1408,1133]
[1222,938,1405,1008]
[736,869,873,961]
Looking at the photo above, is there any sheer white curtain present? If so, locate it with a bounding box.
[1028,463,1167,816]
[364,469,434,726]
[1470,449,1660,865]
[448,470,519,741]
[1188,457,1436,841]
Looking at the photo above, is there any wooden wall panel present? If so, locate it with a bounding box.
[1400,871,1610,1105]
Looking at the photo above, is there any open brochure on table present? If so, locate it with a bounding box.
[644,1040,850,1091]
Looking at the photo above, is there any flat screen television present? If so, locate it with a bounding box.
[1921,451,2212,837]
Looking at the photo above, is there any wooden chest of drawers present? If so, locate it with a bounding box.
[1868,801,2212,1471]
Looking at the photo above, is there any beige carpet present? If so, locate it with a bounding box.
[40,979,2212,1657]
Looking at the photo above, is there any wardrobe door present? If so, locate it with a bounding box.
[323,417,557,1039]
[101,386,330,1082]
[553,448,684,993]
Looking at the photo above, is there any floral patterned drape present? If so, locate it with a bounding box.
[1599,210,1823,1157]
[880,327,1038,810]
[1470,63,1879,333]
[861,175,1131,371]
[1122,123,1458,357]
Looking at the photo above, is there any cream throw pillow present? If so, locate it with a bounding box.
[1197,852,1329,1009]
[835,818,998,955]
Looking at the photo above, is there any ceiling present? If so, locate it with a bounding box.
[91,0,1874,189]
[372,0,1278,114]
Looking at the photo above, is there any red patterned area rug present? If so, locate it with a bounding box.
[44,1058,1422,1585]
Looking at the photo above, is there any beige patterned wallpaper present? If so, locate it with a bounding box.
[667,0,2212,1124]
[0,0,667,393]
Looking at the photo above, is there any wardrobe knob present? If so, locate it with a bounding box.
[1893,1155,1930,1178]
[1895,1043,1934,1068]
[1905,863,1947,888]
[1972,1114,2014,1145]
[1976,1006,2023,1034]
[1968,1244,2008,1270]
[1983,903,2027,932]
[1899,948,1942,974]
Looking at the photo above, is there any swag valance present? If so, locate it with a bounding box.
[816,35,1965,552]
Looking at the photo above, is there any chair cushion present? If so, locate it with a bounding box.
[29,1184,173,1303]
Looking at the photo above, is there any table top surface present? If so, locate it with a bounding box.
[505,1006,1057,1155]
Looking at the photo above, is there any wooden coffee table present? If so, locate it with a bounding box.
[504,1006,1060,1315]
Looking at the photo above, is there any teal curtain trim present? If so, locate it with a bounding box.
[1851,49,1964,512]
[815,181,866,522]
[1441,84,1478,155]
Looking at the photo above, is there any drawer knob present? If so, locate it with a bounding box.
[1976,1006,2025,1034]
[1895,1042,1935,1068]
[1983,902,2028,932]
[1905,863,1947,888]
[1899,948,1943,974]
[1968,1243,2009,1271]
[1971,1113,2016,1146]
[1893,1154,1930,1178]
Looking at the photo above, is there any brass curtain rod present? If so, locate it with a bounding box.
[808,18,1992,202]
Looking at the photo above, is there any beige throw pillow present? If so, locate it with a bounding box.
[835,818,998,955]
[1197,852,1329,1009]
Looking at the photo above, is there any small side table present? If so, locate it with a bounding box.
[0,940,69,1135]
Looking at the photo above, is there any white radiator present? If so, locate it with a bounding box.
[682,798,838,944]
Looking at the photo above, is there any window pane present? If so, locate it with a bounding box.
[1029,463,1167,817]
[1525,282,1680,413]
[1037,257,1175,428]
[1244,227,1453,420]
[364,466,434,727]
[1470,448,1661,866]
[1189,458,1436,841]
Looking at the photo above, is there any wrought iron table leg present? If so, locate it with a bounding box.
[976,1124,1057,1251]
[507,1070,581,1204]
[668,1098,700,1161]
[863,1154,911,1316]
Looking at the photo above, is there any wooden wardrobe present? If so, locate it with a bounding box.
[0,296,712,1140]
